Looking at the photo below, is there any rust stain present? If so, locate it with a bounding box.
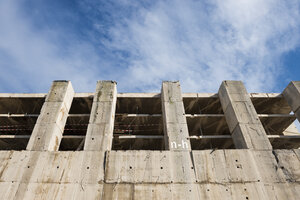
[53,152,59,161]
[0,152,12,179]
[59,107,65,121]
[54,136,59,151]
[34,184,44,196]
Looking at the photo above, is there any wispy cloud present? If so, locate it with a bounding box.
[0,1,101,92]
[101,0,300,92]
[0,0,300,93]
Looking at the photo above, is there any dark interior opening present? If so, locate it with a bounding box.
[0,97,44,150]
[113,96,164,150]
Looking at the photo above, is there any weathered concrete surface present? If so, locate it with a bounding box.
[84,81,117,151]
[283,81,300,121]
[26,81,74,151]
[161,81,195,190]
[1,80,300,199]
[0,150,299,199]
[218,81,272,150]
[161,81,191,151]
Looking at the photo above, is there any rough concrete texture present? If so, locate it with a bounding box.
[218,81,272,150]
[161,81,191,151]
[0,150,299,199]
[26,81,74,151]
[283,81,300,121]
[0,80,299,199]
[84,81,117,151]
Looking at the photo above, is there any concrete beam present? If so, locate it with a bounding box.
[283,81,300,121]
[218,81,272,150]
[26,81,74,151]
[84,81,117,151]
[161,81,191,151]
[0,92,283,98]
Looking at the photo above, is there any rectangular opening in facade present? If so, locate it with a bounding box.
[183,94,223,114]
[183,95,234,150]
[251,94,300,149]
[0,96,45,150]
[59,97,92,151]
[112,95,165,150]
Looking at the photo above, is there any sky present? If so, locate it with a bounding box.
[0,0,299,93]
[0,0,299,130]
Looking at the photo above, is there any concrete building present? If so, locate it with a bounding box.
[0,80,299,199]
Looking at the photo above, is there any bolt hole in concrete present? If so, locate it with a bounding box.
[189,190,191,192]
[226,189,228,191]
[87,167,89,169]
[191,166,194,169]
[27,166,30,168]
[244,188,247,191]
[129,166,132,169]
[38,137,40,140]
[207,189,210,191]
[160,167,163,169]
[246,197,249,199]
[235,160,238,162]
[57,166,59,169]
[92,138,94,140]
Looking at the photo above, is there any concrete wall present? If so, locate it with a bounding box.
[0,80,299,199]
[0,149,299,199]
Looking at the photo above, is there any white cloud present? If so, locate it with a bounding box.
[0,1,101,92]
[105,0,300,92]
[0,0,299,93]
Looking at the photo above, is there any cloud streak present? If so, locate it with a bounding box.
[0,0,300,93]
[0,1,102,92]
[102,0,300,92]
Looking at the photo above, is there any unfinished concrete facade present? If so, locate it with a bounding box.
[0,80,300,199]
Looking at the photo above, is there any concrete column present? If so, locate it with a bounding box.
[84,81,117,151]
[161,81,195,184]
[161,81,191,151]
[218,81,272,150]
[26,80,74,151]
[282,81,300,121]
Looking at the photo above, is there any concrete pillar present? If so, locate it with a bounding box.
[282,81,300,121]
[218,81,272,150]
[161,81,195,184]
[84,81,117,151]
[161,81,191,151]
[26,80,74,151]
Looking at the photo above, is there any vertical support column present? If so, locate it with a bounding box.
[161,81,191,151]
[27,80,74,151]
[84,81,117,151]
[218,80,272,150]
[161,81,195,185]
[283,81,300,122]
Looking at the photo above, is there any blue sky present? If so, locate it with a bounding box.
[0,0,299,94]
